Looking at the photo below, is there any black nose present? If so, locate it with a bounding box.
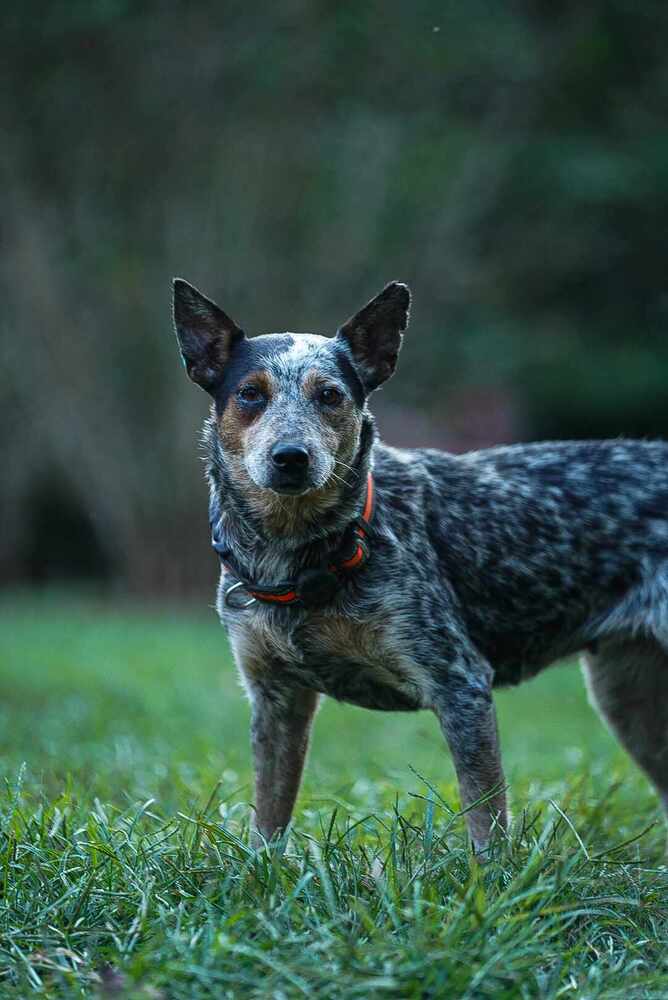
[271,443,310,471]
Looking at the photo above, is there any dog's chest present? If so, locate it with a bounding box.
[230,609,428,711]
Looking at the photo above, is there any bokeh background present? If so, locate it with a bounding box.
[3,1,668,598]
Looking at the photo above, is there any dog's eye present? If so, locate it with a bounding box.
[237,384,264,404]
[318,386,343,407]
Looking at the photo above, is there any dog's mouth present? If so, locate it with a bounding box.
[265,466,332,496]
[268,477,313,496]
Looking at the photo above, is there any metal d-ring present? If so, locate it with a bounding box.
[224,580,257,610]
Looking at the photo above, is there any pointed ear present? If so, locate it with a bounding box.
[172,278,245,392]
[336,282,410,393]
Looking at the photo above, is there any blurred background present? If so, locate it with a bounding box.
[3,0,668,598]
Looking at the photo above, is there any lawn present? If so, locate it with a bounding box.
[0,592,666,998]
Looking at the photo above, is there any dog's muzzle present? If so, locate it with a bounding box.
[269,441,311,493]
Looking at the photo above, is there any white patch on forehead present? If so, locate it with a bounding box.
[262,332,339,383]
[282,333,330,359]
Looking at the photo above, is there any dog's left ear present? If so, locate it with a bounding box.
[173,278,245,392]
[336,282,411,393]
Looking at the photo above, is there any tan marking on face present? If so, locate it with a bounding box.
[217,371,274,455]
[301,367,363,471]
[302,368,326,397]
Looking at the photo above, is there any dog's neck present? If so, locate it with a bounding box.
[206,414,376,582]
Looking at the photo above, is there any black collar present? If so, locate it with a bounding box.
[211,473,375,610]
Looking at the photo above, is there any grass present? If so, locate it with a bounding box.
[0,591,666,998]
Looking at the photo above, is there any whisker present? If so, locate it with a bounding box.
[330,470,353,489]
[334,459,359,479]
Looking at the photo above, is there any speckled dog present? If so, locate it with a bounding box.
[173,278,668,854]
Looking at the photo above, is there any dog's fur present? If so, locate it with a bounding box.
[173,278,668,853]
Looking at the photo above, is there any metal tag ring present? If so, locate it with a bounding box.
[224,580,257,610]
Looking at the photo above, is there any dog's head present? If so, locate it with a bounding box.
[173,279,410,505]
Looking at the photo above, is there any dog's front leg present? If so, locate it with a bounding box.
[247,680,320,847]
[433,669,507,855]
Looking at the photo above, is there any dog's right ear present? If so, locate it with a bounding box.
[172,278,245,392]
[336,282,410,393]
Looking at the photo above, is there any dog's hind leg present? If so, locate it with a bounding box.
[433,665,507,856]
[582,636,668,819]
[247,681,320,847]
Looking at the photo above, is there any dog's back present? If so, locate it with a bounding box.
[386,438,668,684]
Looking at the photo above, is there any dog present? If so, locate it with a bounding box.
[173,277,668,854]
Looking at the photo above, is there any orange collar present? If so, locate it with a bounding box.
[215,472,375,610]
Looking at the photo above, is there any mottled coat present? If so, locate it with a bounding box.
[174,278,668,852]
